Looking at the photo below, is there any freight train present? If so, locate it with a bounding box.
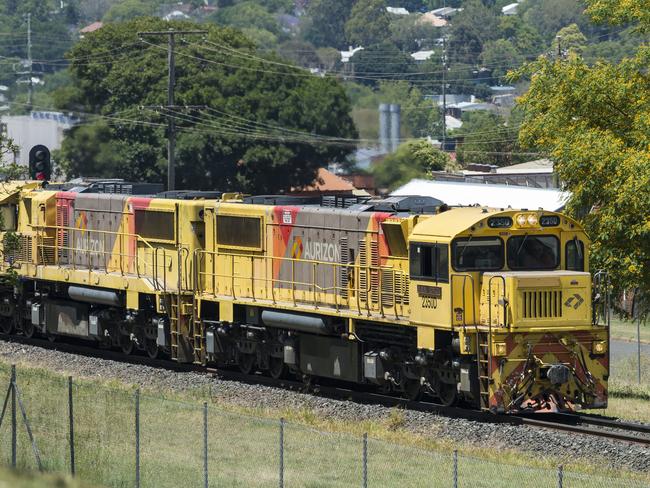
[0,179,609,413]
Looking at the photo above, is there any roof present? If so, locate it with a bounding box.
[341,46,364,63]
[501,3,518,14]
[386,7,409,15]
[299,168,357,192]
[80,22,103,34]
[392,179,567,211]
[496,159,554,172]
[411,50,435,61]
[418,12,448,26]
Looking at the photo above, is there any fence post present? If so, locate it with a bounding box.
[68,376,75,476]
[557,465,563,488]
[362,433,368,488]
[638,315,642,384]
[135,389,140,488]
[11,365,16,469]
[203,402,208,488]
[453,449,458,488]
[279,417,284,488]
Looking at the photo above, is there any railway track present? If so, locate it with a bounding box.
[2,334,650,447]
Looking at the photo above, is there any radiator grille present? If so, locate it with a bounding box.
[522,290,563,319]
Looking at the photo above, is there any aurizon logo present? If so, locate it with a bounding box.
[291,236,303,259]
[75,211,88,234]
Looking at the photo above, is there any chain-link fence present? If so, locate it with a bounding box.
[0,363,647,488]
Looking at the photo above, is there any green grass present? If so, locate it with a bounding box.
[0,362,647,488]
[609,316,650,343]
[587,351,650,423]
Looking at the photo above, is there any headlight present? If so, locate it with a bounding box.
[592,340,607,355]
[493,342,507,357]
[516,214,527,226]
[514,213,541,228]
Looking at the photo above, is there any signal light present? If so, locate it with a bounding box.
[28,145,51,182]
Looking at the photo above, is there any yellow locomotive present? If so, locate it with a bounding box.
[0,181,609,413]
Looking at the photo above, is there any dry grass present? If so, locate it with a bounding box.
[0,361,645,488]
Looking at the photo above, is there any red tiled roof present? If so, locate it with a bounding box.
[298,168,357,192]
[80,22,103,34]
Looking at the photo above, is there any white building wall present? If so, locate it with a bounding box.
[0,113,74,164]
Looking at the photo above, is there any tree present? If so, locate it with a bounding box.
[513,0,650,296]
[452,111,525,166]
[350,42,415,87]
[277,40,320,68]
[388,13,439,51]
[520,0,586,41]
[481,39,523,79]
[103,0,157,22]
[212,2,282,35]
[556,23,587,56]
[448,0,499,65]
[56,18,358,194]
[373,139,451,191]
[345,0,390,47]
[303,0,355,49]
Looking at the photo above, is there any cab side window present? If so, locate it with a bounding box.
[409,243,449,283]
[566,239,584,271]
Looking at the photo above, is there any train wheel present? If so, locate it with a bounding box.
[403,379,421,401]
[0,316,14,335]
[120,335,134,355]
[238,353,256,375]
[144,339,159,359]
[437,382,457,407]
[22,320,35,338]
[268,357,286,380]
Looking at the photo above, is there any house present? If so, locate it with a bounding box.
[79,21,103,38]
[411,50,435,63]
[418,12,448,27]
[0,112,77,165]
[430,7,461,19]
[340,46,364,63]
[292,168,361,196]
[163,10,190,21]
[461,159,557,188]
[386,7,409,15]
[501,3,519,15]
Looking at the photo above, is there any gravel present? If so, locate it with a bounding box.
[0,339,648,473]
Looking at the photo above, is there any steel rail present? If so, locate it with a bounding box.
[1,334,649,446]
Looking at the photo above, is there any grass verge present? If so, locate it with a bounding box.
[0,359,647,488]
[609,317,650,343]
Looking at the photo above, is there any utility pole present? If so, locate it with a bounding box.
[138,29,206,190]
[440,0,448,152]
[26,13,33,111]
[556,35,562,59]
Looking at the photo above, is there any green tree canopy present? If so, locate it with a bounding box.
[448,0,499,65]
[303,0,355,49]
[513,0,650,295]
[345,0,390,47]
[211,2,282,35]
[373,139,452,191]
[555,23,587,56]
[481,39,523,79]
[350,42,415,87]
[55,18,358,193]
[452,111,526,167]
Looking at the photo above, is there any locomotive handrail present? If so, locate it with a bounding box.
[195,249,407,319]
[450,273,477,328]
[25,224,174,290]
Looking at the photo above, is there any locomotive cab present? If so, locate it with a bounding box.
[408,207,609,412]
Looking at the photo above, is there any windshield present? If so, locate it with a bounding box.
[452,237,504,271]
[507,235,559,270]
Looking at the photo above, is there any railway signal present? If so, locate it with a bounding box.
[28,144,51,181]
